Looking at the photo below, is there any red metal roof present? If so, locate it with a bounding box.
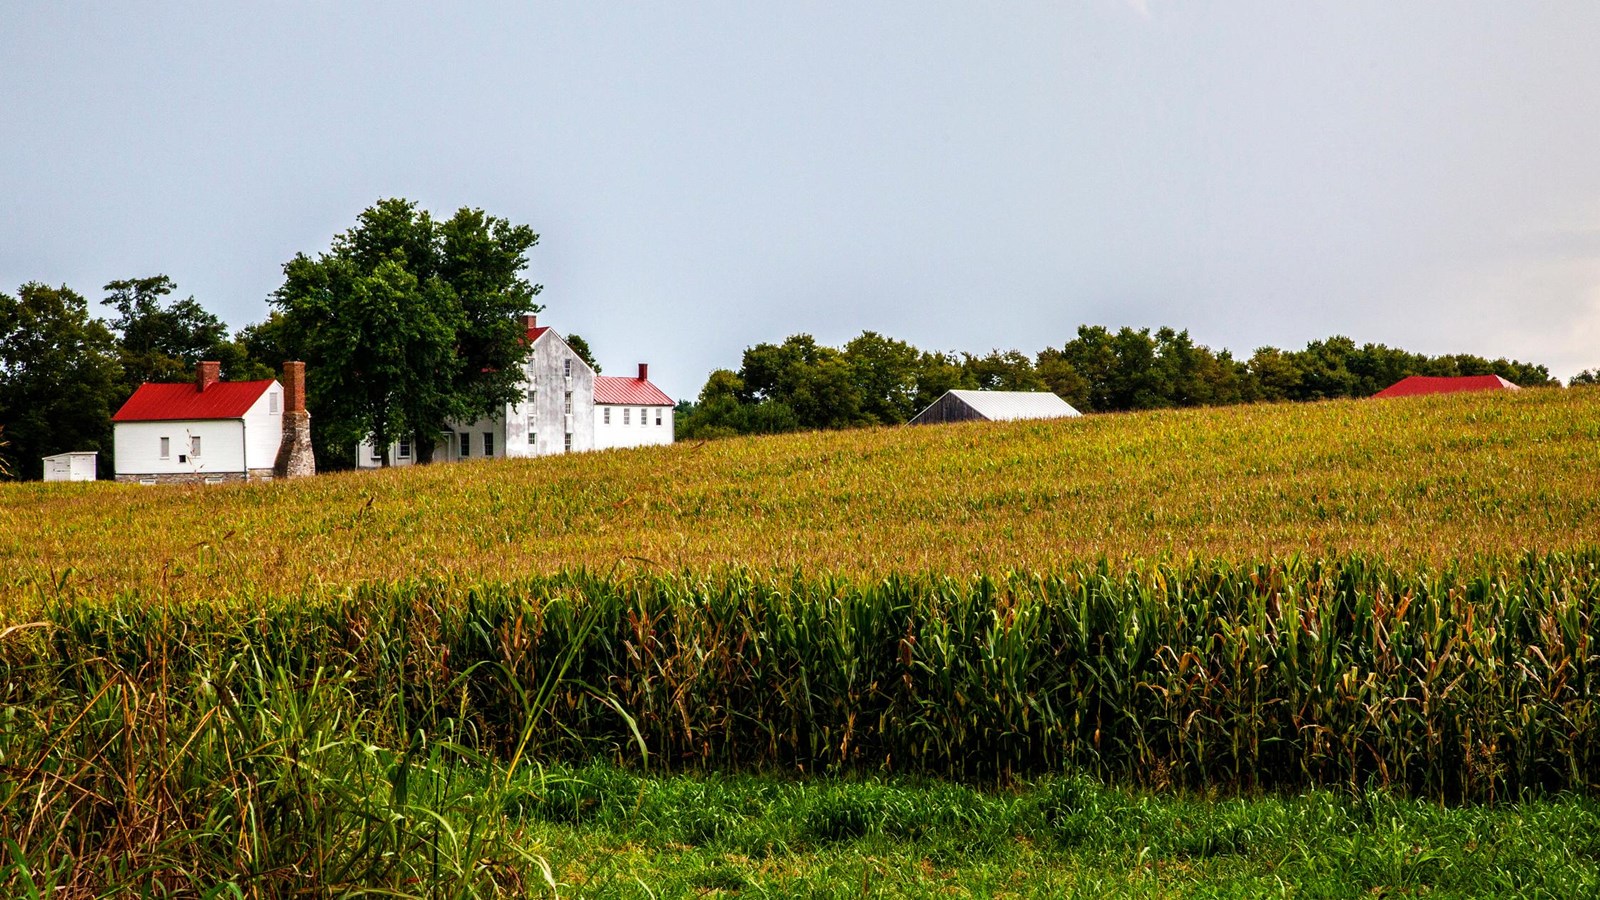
[112,380,275,422]
[594,374,674,406]
[527,325,551,344]
[1373,374,1520,399]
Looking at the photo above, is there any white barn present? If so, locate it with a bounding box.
[42,451,97,482]
[907,389,1082,426]
[358,316,674,467]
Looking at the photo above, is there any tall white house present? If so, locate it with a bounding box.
[358,316,674,467]
[112,361,316,484]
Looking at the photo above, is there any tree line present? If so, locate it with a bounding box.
[677,327,1562,439]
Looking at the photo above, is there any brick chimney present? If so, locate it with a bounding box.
[273,360,316,479]
[196,361,221,392]
[638,362,648,381]
[522,314,538,333]
[282,360,306,413]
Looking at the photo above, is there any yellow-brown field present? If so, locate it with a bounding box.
[5,387,1598,604]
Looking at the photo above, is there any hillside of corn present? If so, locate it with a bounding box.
[5,386,1600,605]
[5,388,1600,895]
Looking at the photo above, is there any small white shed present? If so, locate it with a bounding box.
[43,451,98,482]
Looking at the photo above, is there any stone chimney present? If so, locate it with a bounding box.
[196,361,221,392]
[638,363,648,381]
[273,361,316,479]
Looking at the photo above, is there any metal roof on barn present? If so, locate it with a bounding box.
[112,380,275,422]
[594,375,674,406]
[1372,375,1519,399]
[909,389,1081,425]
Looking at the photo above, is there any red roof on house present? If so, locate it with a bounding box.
[112,380,276,422]
[594,374,674,406]
[526,325,551,344]
[1373,374,1520,399]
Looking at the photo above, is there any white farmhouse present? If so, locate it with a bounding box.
[594,364,675,450]
[112,361,315,484]
[358,316,674,466]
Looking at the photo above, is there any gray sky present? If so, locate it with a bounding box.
[5,2,1599,399]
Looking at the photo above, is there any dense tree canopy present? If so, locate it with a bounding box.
[0,283,124,478]
[272,198,542,466]
[677,326,1560,440]
[102,276,271,385]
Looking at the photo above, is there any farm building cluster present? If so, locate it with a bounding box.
[95,316,673,485]
[43,317,1527,484]
[356,316,673,467]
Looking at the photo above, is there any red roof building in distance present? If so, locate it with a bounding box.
[110,360,305,485]
[112,379,275,421]
[594,366,674,407]
[1372,374,1520,399]
[522,313,550,345]
[594,363,675,451]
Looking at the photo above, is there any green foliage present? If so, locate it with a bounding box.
[101,275,272,384]
[0,283,124,478]
[681,324,1557,438]
[9,555,1597,797]
[3,591,1598,895]
[272,198,542,467]
[565,333,600,373]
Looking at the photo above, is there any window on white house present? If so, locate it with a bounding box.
[603,407,611,425]
[564,432,572,452]
[623,408,630,425]
[527,418,536,445]
[526,388,536,404]
[564,358,572,377]
[483,432,494,456]
[159,437,170,459]
[656,409,663,426]
[397,438,412,460]
[269,392,279,414]
[640,408,647,426]
[190,436,202,457]
[459,433,469,457]
[564,391,572,414]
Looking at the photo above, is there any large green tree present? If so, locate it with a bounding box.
[272,199,542,466]
[0,283,124,479]
[740,334,863,430]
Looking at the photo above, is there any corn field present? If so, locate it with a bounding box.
[4,391,1599,892]
[4,388,1599,601]
[7,554,1595,800]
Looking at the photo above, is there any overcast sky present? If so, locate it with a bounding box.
[4,2,1599,398]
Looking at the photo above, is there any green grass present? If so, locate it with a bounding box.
[518,764,1600,898]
